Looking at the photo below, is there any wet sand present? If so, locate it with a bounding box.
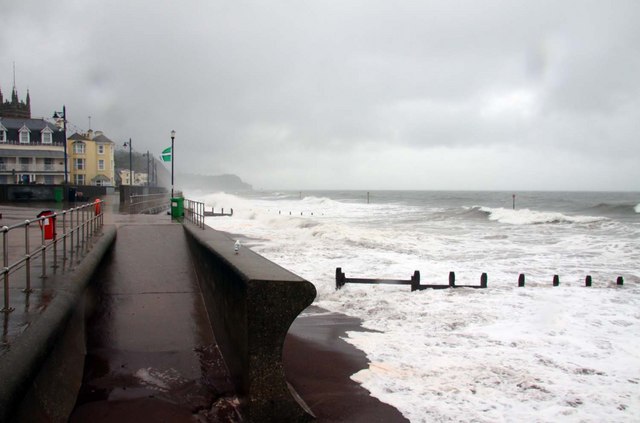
[285,306,409,423]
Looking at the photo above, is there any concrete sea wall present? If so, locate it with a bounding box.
[184,224,317,422]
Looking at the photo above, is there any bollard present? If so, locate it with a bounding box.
[553,275,559,286]
[616,276,624,286]
[411,270,421,291]
[585,275,592,287]
[449,271,455,287]
[480,272,488,288]
[518,273,525,287]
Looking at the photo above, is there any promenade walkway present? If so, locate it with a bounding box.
[2,196,408,422]
[70,222,238,421]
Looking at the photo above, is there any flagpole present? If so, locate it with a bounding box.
[170,130,175,198]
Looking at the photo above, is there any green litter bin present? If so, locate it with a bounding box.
[54,187,64,202]
[171,197,184,218]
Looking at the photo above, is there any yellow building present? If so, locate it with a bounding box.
[67,130,115,186]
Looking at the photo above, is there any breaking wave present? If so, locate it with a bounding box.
[470,206,607,225]
[590,202,640,216]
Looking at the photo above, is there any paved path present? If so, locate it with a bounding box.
[70,224,238,422]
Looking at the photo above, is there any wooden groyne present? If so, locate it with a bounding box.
[336,268,625,291]
[203,207,233,217]
[335,268,487,291]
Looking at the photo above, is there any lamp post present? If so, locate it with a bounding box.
[52,106,68,184]
[171,130,175,198]
[124,138,132,185]
[144,150,150,186]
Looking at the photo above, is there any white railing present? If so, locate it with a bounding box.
[0,164,65,172]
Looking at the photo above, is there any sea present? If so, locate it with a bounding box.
[186,189,640,422]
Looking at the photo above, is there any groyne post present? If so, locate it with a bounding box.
[410,270,420,291]
[449,271,455,287]
[336,267,346,290]
[553,275,559,286]
[518,273,525,287]
[480,273,488,288]
[616,276,624,286]
[585,275,592,287]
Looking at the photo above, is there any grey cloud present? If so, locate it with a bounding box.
[2,0,639,190]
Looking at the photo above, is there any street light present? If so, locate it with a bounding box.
[52,106,68,184]
[123,138,132,186]
[171,130,175,198]
[143,150,150,186]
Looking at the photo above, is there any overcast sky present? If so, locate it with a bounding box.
[2,0,639,190]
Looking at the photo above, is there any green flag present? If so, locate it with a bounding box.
[161,146,172,162]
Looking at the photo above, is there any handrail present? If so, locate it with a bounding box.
[129,193,169,214]
[1,200,104,313]
[184,199,205,229]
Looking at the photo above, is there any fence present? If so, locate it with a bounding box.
[184,199,206,229]
[335,268,625,291]
[128,192,170,214]
[1,200,104,313]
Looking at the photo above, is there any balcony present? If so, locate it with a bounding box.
[0,139,65,147]
[0,163,65,173]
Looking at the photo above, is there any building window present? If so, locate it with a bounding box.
[98,159,105,171]
[0,126,6,143]
[44,158,54,171]
[44,175,54,184]
[42,129,53,144]
[73,142,85,154]
[75,174,85,185]
[19,157,31,171]
[74,158,85,170]
[19,126,30,144]
[98,144,105,154]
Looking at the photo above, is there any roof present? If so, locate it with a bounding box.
[0,117,58,132]
[68,133,86,141]
[67,132,115,144]
[92,134,115,144]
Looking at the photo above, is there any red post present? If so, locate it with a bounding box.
[37,210,56,240]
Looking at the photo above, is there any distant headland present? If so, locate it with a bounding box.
[177,172,253,192]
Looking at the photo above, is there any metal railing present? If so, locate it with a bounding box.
[184,199,206,229]
[0,139,66,146]
[129,193,169,214]
[1,200,104,313]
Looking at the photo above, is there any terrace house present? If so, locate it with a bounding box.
[0,86,66,184]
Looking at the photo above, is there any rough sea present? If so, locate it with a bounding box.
[187,190,640,422]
